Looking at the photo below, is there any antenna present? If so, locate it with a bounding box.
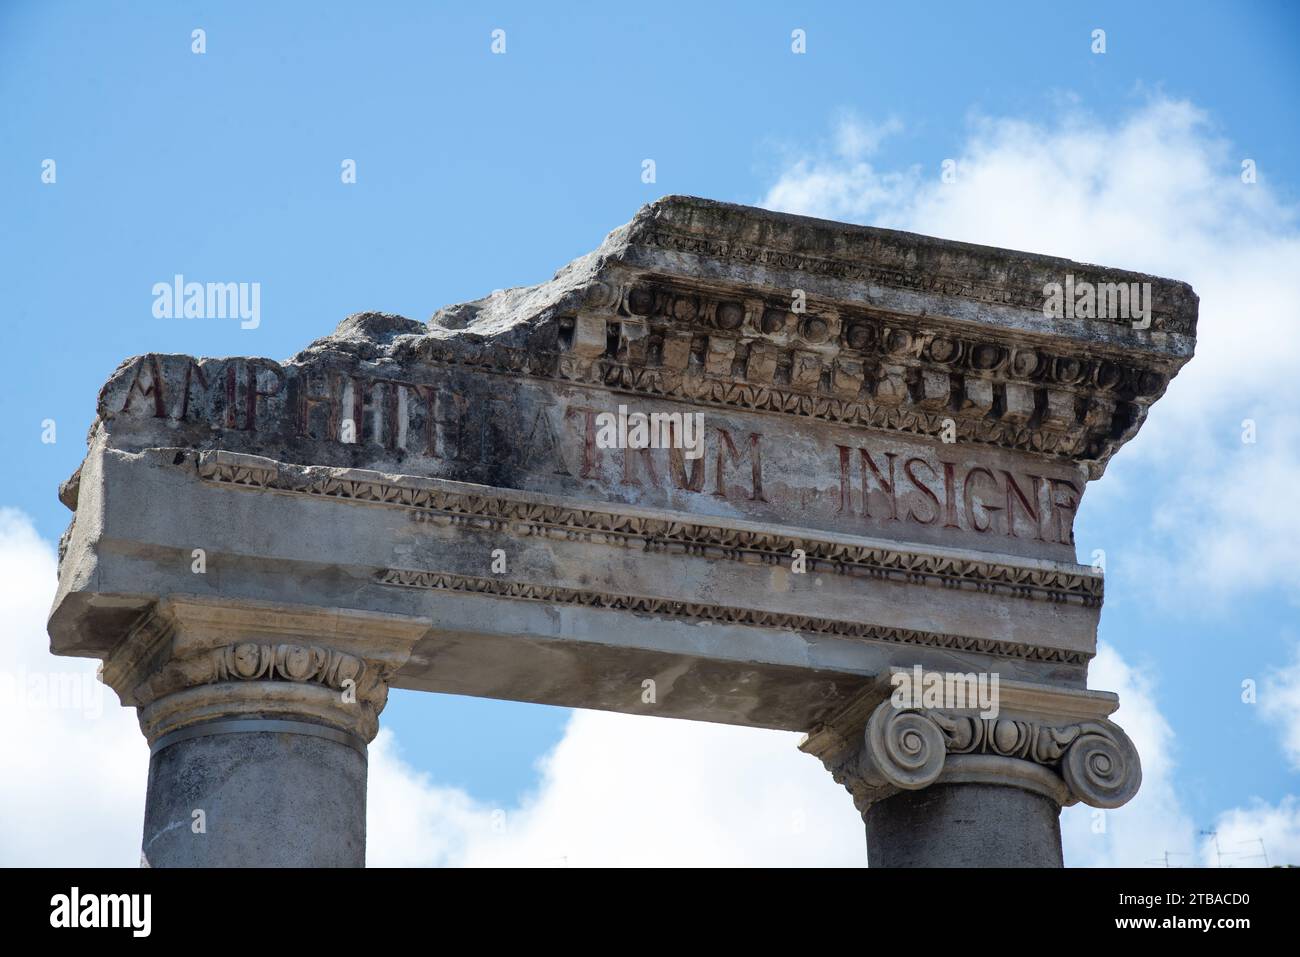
[1234,838,1269,868]
[1200,830,1225,868]
[1146,850,1191,868]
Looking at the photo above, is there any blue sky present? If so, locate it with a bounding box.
[3,1,1299,865]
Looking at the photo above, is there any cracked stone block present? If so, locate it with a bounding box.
[621,320,649,364]
[964,377,994,414]
[1083,395,1116,430]
[746,343,779,385]
[705,336,737,377]
[875,363,909,405]
[789,351,823,391]
[917,369,951,410]
[1003,383,1037,424]
[660,330,693,370]
[831,358,864,398]
[1042,389,1077,430]
[571,314,607,358]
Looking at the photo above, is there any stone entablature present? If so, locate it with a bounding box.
[47,197,1197,867]
[82,198,1195,571]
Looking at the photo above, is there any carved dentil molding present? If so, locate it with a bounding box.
[409,247,1187,477]
[414,306,1162,479]
[803,694,1141,814]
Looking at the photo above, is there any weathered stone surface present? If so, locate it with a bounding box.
[866,783,1064,868]
[142,729,366,868]
[47,196,1196,867]
[800,670,1142,813]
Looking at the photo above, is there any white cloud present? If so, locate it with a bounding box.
[1200,796,1300,868]
[763,96,1300,603]
[459,710,864,867]
[366,730,502,867]
[369,711,865,867]
[1062,643,1197,867]
[368,641,1214,868]
[763,115,918,226]
[1260,644,1300,770]
[1134,423,1300,603]
[0,508,148,866]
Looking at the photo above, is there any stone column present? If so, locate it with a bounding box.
[801,672,1142,868]
[98,597,428,867]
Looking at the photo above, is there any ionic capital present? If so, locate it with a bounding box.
[800,672,1142,813]
[99,596,429,745]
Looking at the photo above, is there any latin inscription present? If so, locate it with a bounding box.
[108,355,1081,547]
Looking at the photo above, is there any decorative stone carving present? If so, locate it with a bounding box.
[638,210,1197,335]
[375,567,1088,665]
[196,449,1103,609]
[87,200,1194,521]
[97,597,429,744]
[801,672,1142,814]
[47,197,1191,866]
[138,642,383,712]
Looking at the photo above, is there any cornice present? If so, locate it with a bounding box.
[92,199,1197,480]
[640,224,1197,336]
[405,272,1183,477]
[632,196,1198,338]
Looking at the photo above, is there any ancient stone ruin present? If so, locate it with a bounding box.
[48,196,1197,866]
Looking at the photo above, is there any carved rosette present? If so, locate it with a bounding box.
[809,697,1142,814]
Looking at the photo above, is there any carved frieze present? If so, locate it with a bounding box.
[92,197,1196,497]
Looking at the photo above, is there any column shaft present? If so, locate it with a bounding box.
[865,783,1063,868]
[141,721,367,867]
